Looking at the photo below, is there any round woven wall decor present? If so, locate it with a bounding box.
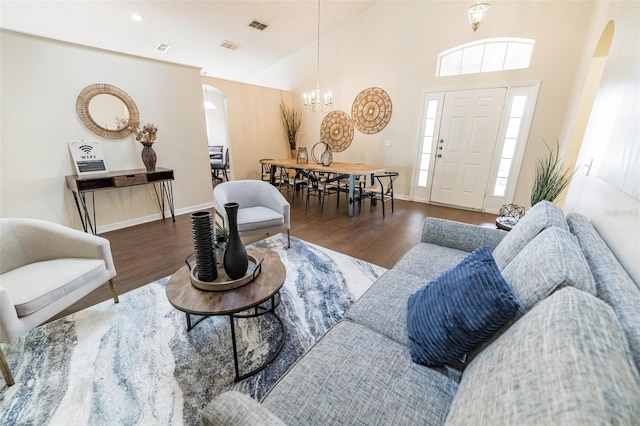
[320,111,354,152]
[351,87,392,134]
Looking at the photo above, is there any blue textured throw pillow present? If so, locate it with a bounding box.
[407,246,520,367]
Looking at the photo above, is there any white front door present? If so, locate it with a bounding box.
[430,87,506,210]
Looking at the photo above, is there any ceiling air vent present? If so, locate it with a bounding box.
[155,43,171,52]
[248,20,268,31]
[220,40,240,50]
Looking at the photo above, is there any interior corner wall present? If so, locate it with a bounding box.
[564,1,640,285]
[0,30,213,232]
[200,76,294,181]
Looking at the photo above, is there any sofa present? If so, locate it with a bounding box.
[201,201,640,425]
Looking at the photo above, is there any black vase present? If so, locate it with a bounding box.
[223,202,248,280]
[190,211,217,282]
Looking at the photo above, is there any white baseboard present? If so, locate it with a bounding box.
[96,201,216,234]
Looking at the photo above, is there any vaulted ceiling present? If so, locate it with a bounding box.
[0,1,377,83]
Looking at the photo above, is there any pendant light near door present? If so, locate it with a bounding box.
[468,1,490,32]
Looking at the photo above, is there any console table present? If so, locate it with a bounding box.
[65,167,175,234]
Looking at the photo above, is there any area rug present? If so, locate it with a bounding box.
[0,234,386,425]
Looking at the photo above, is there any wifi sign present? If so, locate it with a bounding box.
[79,145,94,154]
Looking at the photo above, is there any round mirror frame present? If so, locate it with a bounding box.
[76,83,140,139]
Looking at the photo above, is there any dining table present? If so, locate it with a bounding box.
[260,158,386,217]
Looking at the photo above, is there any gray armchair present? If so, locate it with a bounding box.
[213,180,291,248]
[0,218,118,386]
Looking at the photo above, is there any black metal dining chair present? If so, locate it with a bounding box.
[260,159,281,184]
[278,167,307,201]
[305,171,341,212]
[360,171,399,217]
[211,148,229,183]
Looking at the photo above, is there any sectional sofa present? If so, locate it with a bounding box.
[202,201,640,425]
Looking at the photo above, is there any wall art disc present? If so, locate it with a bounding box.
[351,87,392,134]
[320,110,354,152]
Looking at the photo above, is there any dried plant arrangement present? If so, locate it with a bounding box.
[132,123,158,146]
[280,103,303,150]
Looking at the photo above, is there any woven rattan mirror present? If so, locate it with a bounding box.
[76,83,140,139]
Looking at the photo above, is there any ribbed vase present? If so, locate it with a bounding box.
[223,202,248,280]
[190,211,217,282]
[141,143,157,172]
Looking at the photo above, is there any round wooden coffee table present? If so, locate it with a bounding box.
[166,248,286,381]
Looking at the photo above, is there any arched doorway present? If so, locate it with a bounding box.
[558,20,614,204]
[203,84,231,184]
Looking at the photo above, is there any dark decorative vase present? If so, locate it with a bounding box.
[223,202,248,280]
[141,143,157,172]
[191,211,217,282]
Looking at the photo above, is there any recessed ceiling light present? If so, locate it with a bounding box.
[155,43,171,52]
[131,14,143,22]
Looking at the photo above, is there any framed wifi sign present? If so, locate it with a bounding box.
[68,140,108,175]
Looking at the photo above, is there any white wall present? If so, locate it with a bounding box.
[564,0,640,284]
[0,30,213,232]
[252,1,595,208]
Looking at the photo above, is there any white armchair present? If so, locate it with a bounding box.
[0,218,118,386]
[213,180,291,248]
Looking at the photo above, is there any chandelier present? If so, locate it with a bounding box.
[303,0,333,113]
[468,1,490,32]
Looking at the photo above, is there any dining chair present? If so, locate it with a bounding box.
[211,148,230,183]
[306,171,340,212]
[278,167,306,202]
[360,172,399,217]
[260,159,277,183]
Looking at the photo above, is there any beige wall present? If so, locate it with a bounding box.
[252,1,595,209]
[0,31,213,232]
[564,0,640,284]
[201,76,295,181]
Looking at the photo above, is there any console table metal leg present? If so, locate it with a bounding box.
[76,191,96,234]
[164,181,175,222]
[153,181,175,222]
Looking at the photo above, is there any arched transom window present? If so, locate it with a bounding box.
[437,38,535,77]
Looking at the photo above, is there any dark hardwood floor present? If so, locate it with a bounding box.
[55,188,497,319]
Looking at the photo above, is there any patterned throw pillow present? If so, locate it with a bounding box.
[407,246,520,367]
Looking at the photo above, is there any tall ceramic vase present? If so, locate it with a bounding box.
[223,202,248,280]
[142,143,157,172]
[191,211,217,282]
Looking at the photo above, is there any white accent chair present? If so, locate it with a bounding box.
[0,218,119,386]
[213,180,291,248]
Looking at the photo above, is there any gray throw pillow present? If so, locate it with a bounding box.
[492,200,567,270]
[501,226,596,314]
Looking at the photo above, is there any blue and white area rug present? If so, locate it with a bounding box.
[0,234,386,425]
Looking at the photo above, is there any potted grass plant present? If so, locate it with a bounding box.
[280,103,303,158]
[530,139,574,206]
